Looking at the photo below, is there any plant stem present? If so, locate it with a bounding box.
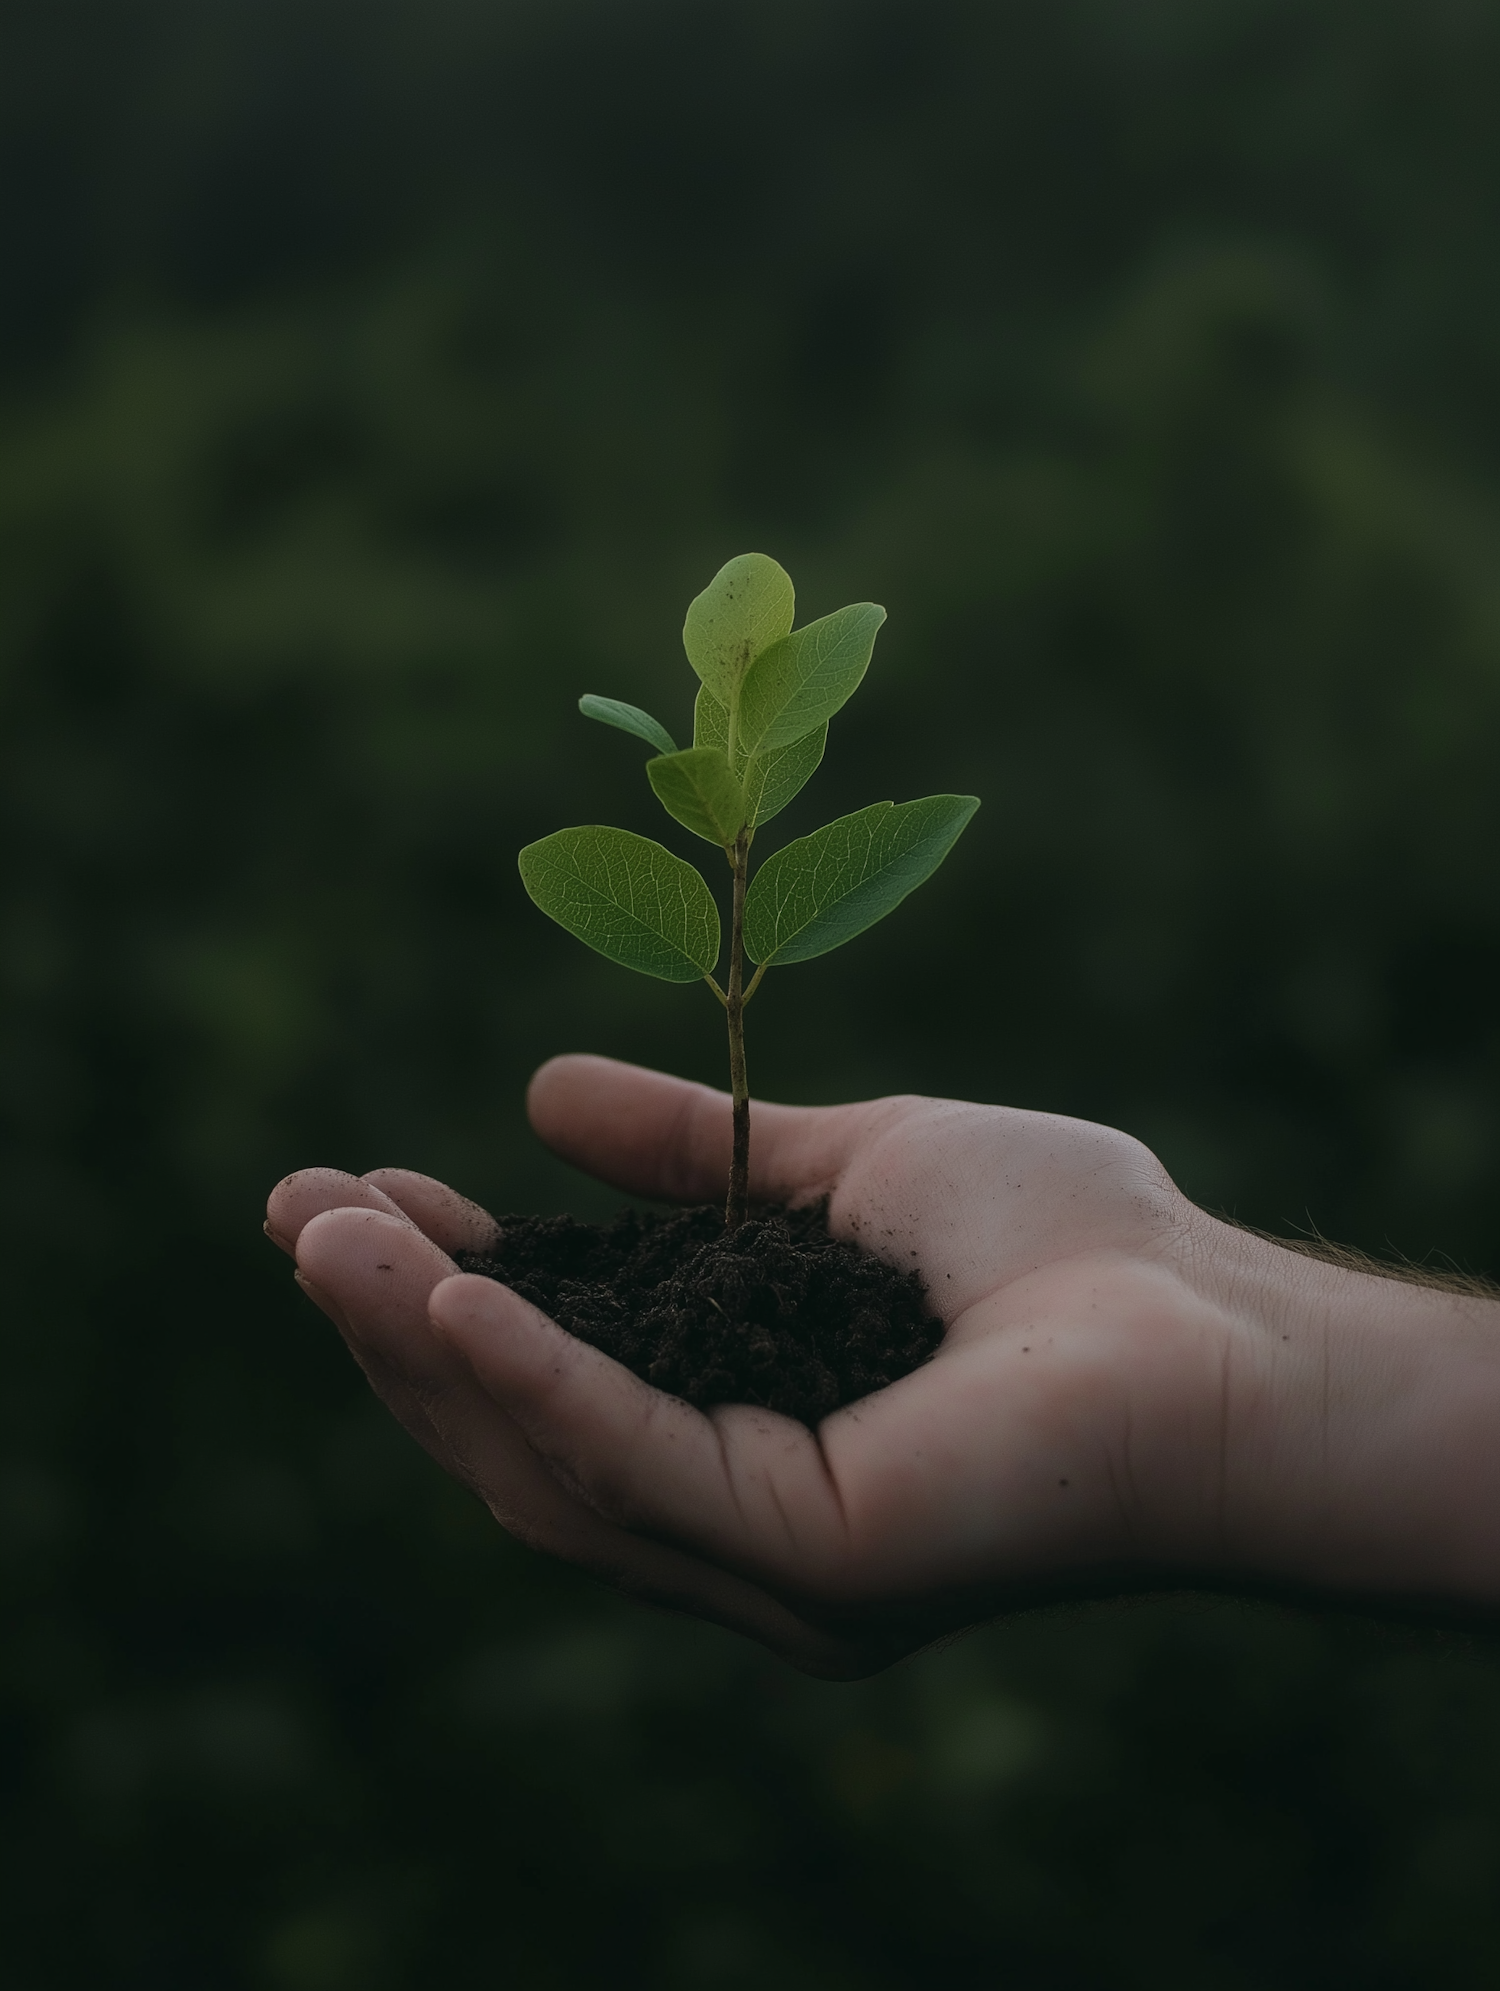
[724,827,751,1229]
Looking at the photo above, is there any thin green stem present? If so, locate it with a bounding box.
[724,827,751,1229]
[742,960,768,1005]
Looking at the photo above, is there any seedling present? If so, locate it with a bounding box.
[519,553,979,1228]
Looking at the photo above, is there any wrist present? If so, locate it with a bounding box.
[1192,1214,1500,1607]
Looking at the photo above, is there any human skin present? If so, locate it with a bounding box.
[265,1054,1500,1678]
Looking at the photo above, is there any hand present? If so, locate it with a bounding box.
[265,1056,1500,1676]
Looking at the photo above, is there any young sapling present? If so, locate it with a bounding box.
[519,553,978,1229]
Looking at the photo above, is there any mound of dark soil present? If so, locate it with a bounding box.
[455,1201,944,1426]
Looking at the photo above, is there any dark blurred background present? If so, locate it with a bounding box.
[5,0,1500,1982]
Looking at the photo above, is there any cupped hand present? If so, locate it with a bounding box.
[266,1055,1275,1676]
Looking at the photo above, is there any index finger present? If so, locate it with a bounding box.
[526,1054,891,1206]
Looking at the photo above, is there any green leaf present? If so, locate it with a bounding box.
[682,553,795,705]
[518,827,720,982]
[744,795,979,966]
[747,719,828,827]
[578,694,678,756]
[736,601,886,758]
[694,687,828,828]
[647,745,746,845]
[693,683,729,753]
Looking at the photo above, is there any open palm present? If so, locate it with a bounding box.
[267,1054,1247,1677]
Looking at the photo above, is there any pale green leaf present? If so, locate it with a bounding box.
[693,683,728,753]
[736,601,886,758]
[681,553,795,704]
[518,827,720,982]
[647,745,747,845]
[693,686,827,828]
[744,795,979,966]
[578,694,678,756]
[747,720,828,826]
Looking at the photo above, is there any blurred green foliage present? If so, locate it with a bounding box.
[6,0,1500,1982]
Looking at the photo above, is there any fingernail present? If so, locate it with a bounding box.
[295,1271,352,1335]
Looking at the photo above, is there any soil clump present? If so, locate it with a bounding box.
[456,1201,944,1426]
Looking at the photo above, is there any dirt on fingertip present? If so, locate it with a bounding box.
[454,1200,945,1426]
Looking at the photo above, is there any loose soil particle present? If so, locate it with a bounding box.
[456,1201,945,1426]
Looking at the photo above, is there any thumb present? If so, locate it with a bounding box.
[526,1054,879,1206]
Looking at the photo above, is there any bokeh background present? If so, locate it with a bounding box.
[6,0,1500,1982]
